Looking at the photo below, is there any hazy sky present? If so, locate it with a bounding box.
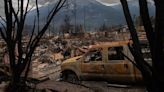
[97,0,121,3]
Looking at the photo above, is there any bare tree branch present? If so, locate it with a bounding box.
[120,0,152,72]
[20,0,66,77]
[31,0,66,49]
[26,17,36,54]
[48,0,66,21]
[4,0,9,24]
[24,5,35,17]
[3,0,17,73]
[0,15,6,23]
[22,18,36,80]
[24,0,30,19]
[4,0,11,39]
[8,0,20,41]
[20,0,24,21]
[2,0,67,91]
[138,0,155,61]
[36,0,40,34]
[17,0,20,13]
[128,44,152,72]
[10,2,19,24]
[0,21,7,31]
[0,28,7,42]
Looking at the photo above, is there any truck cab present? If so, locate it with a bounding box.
[61,41,143,84]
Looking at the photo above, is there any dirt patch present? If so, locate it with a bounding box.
[37,80,145,92]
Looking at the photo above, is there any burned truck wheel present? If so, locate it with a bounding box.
[62,71,80,84]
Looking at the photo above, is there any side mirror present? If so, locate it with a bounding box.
[84,56,90,63]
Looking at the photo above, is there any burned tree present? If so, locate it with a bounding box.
[99,23,108,32]
[0,0,66,92]
[120,0,164,92]
[60,14,73,35]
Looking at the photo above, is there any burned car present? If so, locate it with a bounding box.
[60,41,147,84]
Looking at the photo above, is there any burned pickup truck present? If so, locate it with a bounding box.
[60,40,151,84]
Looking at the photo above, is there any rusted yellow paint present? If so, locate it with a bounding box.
[62,56,82,64]
[81,62,105,73]
[61,40,143,83]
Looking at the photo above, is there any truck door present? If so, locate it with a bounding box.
[81,48,105,80]
[104,46,134,83]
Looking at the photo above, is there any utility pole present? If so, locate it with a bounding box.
[83,7,86,32]
[47,6,51,38]
[74,0,77,33]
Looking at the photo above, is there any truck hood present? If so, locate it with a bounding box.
[62,56,82,64]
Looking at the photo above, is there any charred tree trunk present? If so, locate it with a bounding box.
[121,0,164,92]
[5,69,24,92]
[153,1,164,92]
[120,0,152,92]
[0,0,66,92]
[138,0,155,61]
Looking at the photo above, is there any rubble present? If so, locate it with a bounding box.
[0,28,149,92]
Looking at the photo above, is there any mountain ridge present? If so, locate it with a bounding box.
[25,0,155,31]
[0,0,155,32]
